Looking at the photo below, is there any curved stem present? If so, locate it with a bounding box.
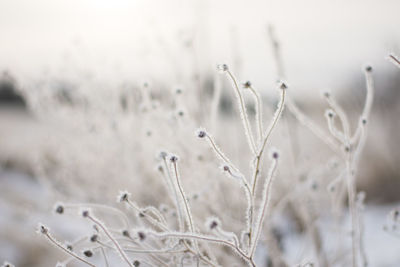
[43,232,96,267]
[251,88,285,195]
[250,159,278,257]
[87,215,134,267]
[225,70,257,155]
[172,161,200,254]
[150,232,254,266]
[248,85,264,143]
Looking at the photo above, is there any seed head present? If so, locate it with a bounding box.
[169,154,179,163]
[196,128,207,138]
[66,242,73,251]
[243,81,252,88]
[321,89,331,99]
[137,231,146,241]
[361,118,367,125]
[156,163,164,172]
[278,81,288,90]
[90,234,98,242]
[270,148,279,159]
[81,209,90,218]
[117,190,131,203]
[133,260,141,267]
[54,202,64,214]
[83,249,93,257]
[205,217,221,230]
[325,109,335,119]
[364,65,373,72]
[122,230,131,237]
[217,64,229,72]
[36,223,49,235]
[176,109,185,117]
[157,150,168,160]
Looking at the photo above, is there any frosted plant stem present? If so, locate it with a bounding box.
[326,115,346,143]
[97,239,169,267]
[163,157,185,232]
[388,53,400,68]
[86,214,134,267]
[225,169,254,235]
[149,232,254,266]
[251,88,285,195]
[125,199,169,231]
[100,247,109,267]
[250,158,278,258]
[142,206,168,225]
[248,85,264,143]
[225,70,257,155]
[362,71,374,120]
[248,87,285,248]
[325,97,351,139]
[286,98,343,158]
[345,156,358,267]
[65,203,130,229]
[42,231,96,267]
[126,199,218,266]
[216,228,240,247]
[171,161,200,254]
[206,134,240,173]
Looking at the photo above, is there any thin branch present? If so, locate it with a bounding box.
[225,69,257,155]
[86,214,134,267]
[250,158,279,257]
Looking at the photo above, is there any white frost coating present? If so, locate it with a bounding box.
[224,69,257,155]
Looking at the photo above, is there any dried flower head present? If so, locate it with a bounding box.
[205,217,221,230]
[137,231,146,241]
[66,242,73,251]
[270,148,280,159]
[196,128,207,138]
[361,118,367,125]
[54,202,64,214]
[133,260,141,267]
[169,154,179,163]
[117,190,131,203]
[325,109,335,119]
[156,163,164,172]
[321,89,331,99]
[157,150,168,160]
[36,223,49,235]
[243,81,252,88]
[364,65,373,72]
[83,249,93,257]
[222,165,230,172]
[81,209,90,218]
[122,230,131,238]
[90,234,98,242]
[278,81,288,90]
[217,64,229,72]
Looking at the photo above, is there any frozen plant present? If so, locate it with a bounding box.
[37,64,288,267]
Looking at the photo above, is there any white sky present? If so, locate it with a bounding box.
[0,0,399,95]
